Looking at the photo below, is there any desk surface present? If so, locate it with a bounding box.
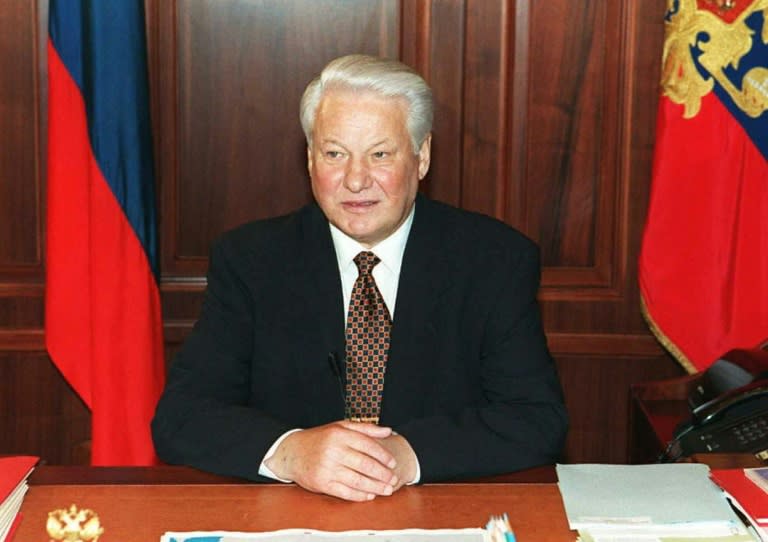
[17,468,575,542]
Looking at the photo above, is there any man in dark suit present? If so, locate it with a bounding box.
[151,54,567,501]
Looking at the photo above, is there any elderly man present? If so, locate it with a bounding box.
[152,54,568,501]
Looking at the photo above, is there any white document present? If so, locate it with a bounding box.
[557,463,745,529]
[556,463,754,542]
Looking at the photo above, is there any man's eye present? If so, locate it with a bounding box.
[325,151,342,159]
[372,151,389,159]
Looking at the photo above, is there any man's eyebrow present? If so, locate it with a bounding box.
[317,138,396,152]
[318,138,347,147]
[365,139,395,151]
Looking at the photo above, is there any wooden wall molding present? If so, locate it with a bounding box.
[0,329,45,351]
[548,333,663,357]
[1,327,667,365]
[0,283,44,295]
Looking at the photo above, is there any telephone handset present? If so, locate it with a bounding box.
[662,347,768,462]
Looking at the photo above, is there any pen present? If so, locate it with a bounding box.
[485,513,515,542]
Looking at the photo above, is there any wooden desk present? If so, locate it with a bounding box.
[17,467,575,542]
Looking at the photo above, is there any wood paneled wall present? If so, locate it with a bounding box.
[0,0,685,466]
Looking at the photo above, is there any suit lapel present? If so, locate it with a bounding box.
[381,196,457,423]
[293,204,347,357]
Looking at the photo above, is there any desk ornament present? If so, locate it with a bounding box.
[46,504,104,542]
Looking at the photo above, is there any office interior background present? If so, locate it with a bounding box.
[0,0,686,466]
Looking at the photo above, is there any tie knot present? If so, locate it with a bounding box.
[353,251,380,275]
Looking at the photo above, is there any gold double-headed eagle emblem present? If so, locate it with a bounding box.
[46,504,104,542]
[662,0,768,118]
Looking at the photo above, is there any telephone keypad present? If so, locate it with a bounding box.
[673,394,768,457]
[731,415,768,449]
[690,414,768,453]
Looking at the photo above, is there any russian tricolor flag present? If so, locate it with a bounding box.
[45,0,165,465]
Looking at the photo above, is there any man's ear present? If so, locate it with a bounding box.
[306,145,313,176]
[417,134,432,180]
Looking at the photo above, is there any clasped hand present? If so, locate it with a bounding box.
[264,420,416,501]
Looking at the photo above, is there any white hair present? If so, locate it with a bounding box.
[300,54,433,153]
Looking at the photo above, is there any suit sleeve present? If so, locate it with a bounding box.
[394,243,568,481]
[151,235,289,480]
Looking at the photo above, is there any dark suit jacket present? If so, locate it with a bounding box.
[152,195,568,482]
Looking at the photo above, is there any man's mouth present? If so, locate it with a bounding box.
[342,200,378,212]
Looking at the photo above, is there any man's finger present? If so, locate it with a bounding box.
[338,444,399,484]
[334,466,396,497]
[339,426,398,471]
[325,480,377,502]
[340,420,393,438]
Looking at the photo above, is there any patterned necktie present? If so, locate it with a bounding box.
[345,251,392,423]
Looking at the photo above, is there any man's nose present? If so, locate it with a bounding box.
[343,159,372,192]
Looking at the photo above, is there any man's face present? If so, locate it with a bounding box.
[308,89,431,248]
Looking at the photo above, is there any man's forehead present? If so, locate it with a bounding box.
[313,91,408,132]
[319,87,408,111]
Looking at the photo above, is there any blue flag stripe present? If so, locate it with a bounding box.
[49,0,159,277]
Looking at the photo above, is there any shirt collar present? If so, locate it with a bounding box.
[329,203,415,276]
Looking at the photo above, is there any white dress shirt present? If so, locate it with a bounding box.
[330,206,414,321]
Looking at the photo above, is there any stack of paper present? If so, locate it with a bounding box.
[0,456,38,542]
[710,468,768,541]
[556,463,753,542]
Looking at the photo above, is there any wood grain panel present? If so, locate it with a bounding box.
[526,1,620,271]
[557,354,683,463]
[0,351,90,464]
[171,0,399,263]
[461,0,509,217]
[402,0,466,207]
[0,1,41,269]
[0,294,43,329]
[537,0,666,334]
[524,0,627,298]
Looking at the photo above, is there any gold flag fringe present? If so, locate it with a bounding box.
[640,294,699,374]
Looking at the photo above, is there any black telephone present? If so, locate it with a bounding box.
[663,347,768,462]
